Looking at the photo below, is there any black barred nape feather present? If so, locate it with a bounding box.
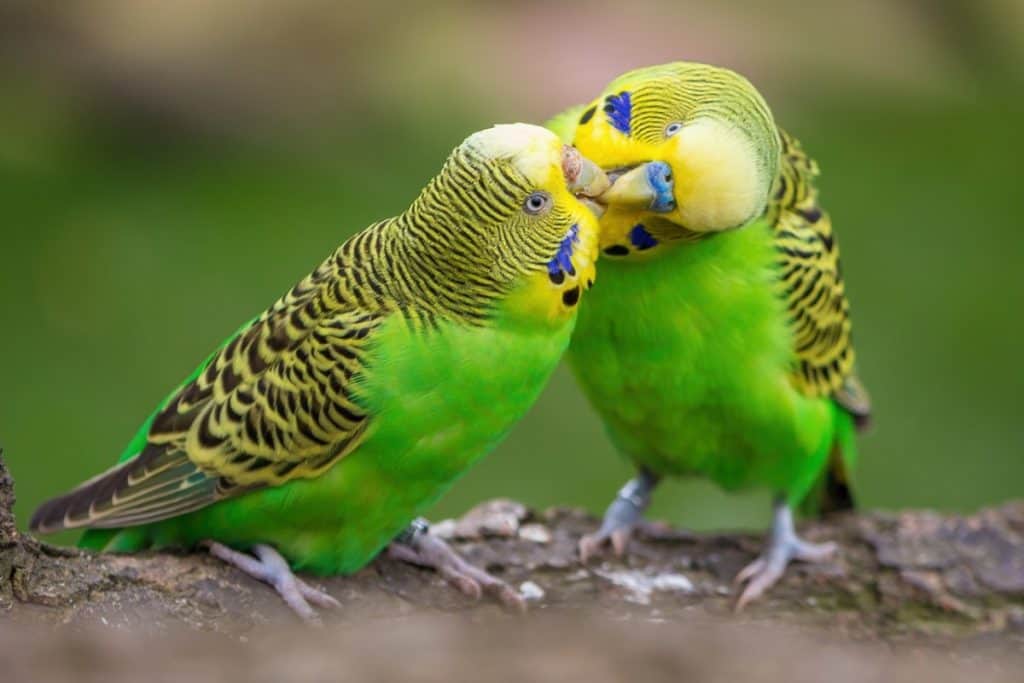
[30,124,589,534]
[399,141,575,303]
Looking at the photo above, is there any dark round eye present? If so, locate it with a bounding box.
[665,121,684,137]
[523,191,552,216]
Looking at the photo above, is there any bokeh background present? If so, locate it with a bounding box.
[2,0,1022,540]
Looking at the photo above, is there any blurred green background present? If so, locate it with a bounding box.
[2,1,1022,540]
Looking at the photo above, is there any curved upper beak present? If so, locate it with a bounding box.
[563,146,611,217]
[568,156,611,197]
[600,161,676,213]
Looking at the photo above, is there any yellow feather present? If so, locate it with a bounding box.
[665,119,768,232]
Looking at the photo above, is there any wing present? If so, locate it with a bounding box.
[31,241,386,533]
[767,129,871,428]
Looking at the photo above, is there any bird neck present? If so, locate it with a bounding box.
[349,212,508,326]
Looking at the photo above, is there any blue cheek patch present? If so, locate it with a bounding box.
[629,224,659,250]
[646,161,676,213]
[547,224,580,284]
[603,91,632,135]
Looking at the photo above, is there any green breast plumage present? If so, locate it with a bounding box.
[92,302,575,574]
[568,221,837,500]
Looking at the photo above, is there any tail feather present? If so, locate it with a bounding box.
[29,445,219,535]
[818,447,856,515]
[800,404,858,517]
[30,457,143,533]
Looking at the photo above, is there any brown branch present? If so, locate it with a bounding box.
[2,449,1023,669]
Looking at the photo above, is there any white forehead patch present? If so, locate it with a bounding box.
[467,123,556,159]
[466,124,560,182]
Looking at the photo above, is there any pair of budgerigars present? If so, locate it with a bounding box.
[32,62,869,619]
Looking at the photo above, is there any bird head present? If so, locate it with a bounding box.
[568,62,781,256]
[409,124,607,321]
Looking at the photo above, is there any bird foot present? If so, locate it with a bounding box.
[579,470,661,563]
[579,520,680,563]
[388,527,525,612]
[733,535,837,611]
[204,541,340,624]
[579,523,636,563]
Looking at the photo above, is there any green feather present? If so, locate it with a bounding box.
[544,105,587,144]
[84,304,573,571]
[53,124,602,576]
[568,222,855,506]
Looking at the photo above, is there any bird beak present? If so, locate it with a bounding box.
[600,161,676,213]
[563,146,611,217]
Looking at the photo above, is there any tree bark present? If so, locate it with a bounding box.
[2,449,1023,674]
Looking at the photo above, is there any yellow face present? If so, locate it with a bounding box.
[468,124,605,325]
[485,124,604,243]
[567,63,780,259]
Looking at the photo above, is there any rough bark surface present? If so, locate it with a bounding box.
[2,450,1023,679]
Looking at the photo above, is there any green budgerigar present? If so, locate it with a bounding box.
[31,124,607,619]
[548,62,870,608]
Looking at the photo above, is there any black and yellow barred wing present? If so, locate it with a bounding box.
[30,128,588,534]
[30,238,386,532]
[766,130,871,426]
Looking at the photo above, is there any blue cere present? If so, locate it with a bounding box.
[629,224,659,250]
[646,162,676,212]
[547,223,579,281]
[603,91,632,134]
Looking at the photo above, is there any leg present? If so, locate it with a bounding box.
[733,496,838,611]
[204,541,340,623]
[579,468,660,562]
[388,518,525,612]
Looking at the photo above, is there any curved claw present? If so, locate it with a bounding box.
[733,540,835,610]
[733,557,766,587]
[734,557,782,612]
[611,527,633,557]
[580,470,661,564]
[389,531,526,613]
[205,541,339,624]
[295,578,343,609]
[578,533,602,565]
[579,526,635,564]
[733,498,841,611]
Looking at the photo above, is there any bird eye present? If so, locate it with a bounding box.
[664,121,684,137]
[523,191,552,216]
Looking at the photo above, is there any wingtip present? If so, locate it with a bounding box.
[853,411,873,434]
[28,496,70,534]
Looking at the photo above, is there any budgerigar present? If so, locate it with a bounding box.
[548,63,870,608]
[31,124,608,619]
